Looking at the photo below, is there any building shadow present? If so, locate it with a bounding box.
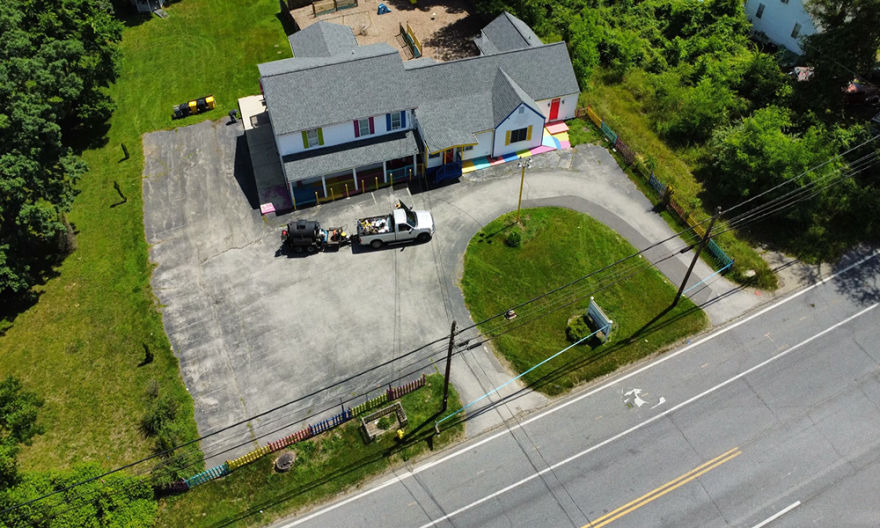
[234,134,260,210]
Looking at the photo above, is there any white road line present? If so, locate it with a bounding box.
[412,303,876,528]
[276,251,877,527]
[751,501,802,528]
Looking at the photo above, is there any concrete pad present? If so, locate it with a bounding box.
[143,123,773,467]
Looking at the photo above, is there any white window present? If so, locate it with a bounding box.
[510,127,528,143]
[463,145,474,152]
[791,22,801,38]
[357,118,371,137]
[390,112,402,130]
[755,3,765,18]
[306,128,319,148]
[518,107,524,114]
[429,151,440,159]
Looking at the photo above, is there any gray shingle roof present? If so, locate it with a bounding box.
[289,22,358,57]
[404,42,578,151]
[259,44,415,135]
[474,12,542,55]
[282,130,419,181]
[491,69,537,126]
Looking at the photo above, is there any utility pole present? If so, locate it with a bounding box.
[441,320,456,413]
[516,158,531,223]
[672,207,721,308]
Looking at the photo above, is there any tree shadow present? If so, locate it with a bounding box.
[419,16,482,61]
[63,121,112,154]
[831,246,880,306]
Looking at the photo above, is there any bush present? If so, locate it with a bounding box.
[142,392,179,437]
[505,229,522,248]
[566,315,592,343]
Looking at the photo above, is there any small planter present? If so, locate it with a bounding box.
[360,402,407,443]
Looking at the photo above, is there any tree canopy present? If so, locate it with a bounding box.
[0,0,122,304]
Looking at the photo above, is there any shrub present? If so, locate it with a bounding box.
[505,229,522,248]
[566,315,592,343]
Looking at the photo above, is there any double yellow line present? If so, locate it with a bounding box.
[584,447,742,528]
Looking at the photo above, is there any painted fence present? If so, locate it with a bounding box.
[581,105,734,272]
[173,374,428,492]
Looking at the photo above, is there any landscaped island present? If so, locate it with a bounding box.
[461,207,708,395]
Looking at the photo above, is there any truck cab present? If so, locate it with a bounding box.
[356,203,434,249]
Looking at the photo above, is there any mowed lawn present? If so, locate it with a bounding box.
[1,1,291,472]
[461,208,709,395]
[157,374,464,528]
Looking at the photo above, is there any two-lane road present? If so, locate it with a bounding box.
[275,254,880,528]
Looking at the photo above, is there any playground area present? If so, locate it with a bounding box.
[289,0,481,61]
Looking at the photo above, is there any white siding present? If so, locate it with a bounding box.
[744,0,816,54]
[276,110,413,157]
[461,131,494,160]
[535,93,579,122]
[493,104,545,158]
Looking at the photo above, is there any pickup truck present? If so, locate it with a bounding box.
[356,202,434,249]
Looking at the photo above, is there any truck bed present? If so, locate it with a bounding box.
[357,214,393,236]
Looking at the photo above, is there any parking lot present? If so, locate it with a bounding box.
[143,118,752,464]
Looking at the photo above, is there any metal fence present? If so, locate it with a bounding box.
[580,105,734,272]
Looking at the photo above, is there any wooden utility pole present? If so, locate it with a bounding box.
[673,207,721,308]
[441,320,456,413]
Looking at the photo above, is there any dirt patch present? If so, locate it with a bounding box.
[290,0,483,61]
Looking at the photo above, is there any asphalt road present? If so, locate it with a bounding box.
[273,252,880,528]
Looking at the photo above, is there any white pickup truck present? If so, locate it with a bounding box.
[356,202,434,249]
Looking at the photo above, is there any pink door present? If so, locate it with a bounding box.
[549,98,560,121]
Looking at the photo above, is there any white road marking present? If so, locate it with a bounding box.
[275,251,877,528]
[651,397,666,409]
[750,501,801,528]
[411,304,875,528]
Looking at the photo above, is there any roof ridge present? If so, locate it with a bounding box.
[261,46,400,78]
[502,11,531,46]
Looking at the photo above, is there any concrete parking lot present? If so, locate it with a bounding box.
[143,118,762,464]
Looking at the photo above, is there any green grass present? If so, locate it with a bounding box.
[0,0,291,473]
[155,374,464,527]
[584,72,777,289]
[567,117,602,147]
[461,208,709,395]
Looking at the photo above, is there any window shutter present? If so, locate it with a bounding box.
[302,130,309,149]
[527,126,533,141]
[354,120,360,138]
[400,111,406,128]
[317,128,324,145]
[386,113,392,130]
[368,117,374,134]
[505,130,511,145]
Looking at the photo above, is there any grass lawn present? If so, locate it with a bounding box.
[584,72,777,290]
[0,0,291,472]
[461,208,709,395]
[156,374,464,528]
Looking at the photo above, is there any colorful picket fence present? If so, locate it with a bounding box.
[583,105,734,273]
[175,374,429,492]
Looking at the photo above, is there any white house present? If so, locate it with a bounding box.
[256,13,580,207]
[744,0,817,54]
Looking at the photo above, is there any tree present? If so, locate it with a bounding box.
[0,377,43,491]
[800,0,880,114]
[0,0,122,304]
[0,464,157,528]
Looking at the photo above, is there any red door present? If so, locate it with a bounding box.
[443,149,454,164]
[549,98,560,121]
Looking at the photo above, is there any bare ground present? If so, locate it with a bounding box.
[290,0,482,61]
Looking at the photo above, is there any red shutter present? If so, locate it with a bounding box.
[353,120,360,138]
[369,117,374,134]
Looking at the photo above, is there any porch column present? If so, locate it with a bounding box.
[412,154,416,174]
[352,168,358,191]
[383,160,388,183]
[321,175,327,198]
